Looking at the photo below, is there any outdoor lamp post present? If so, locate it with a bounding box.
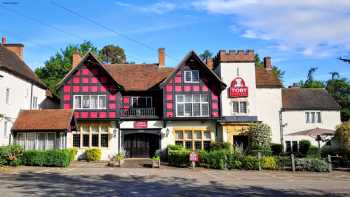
[316,134,322,150]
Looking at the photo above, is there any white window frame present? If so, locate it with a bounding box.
[305,111,322,123]
[5,88,10,104]
[3,121,8,138]
[15,132,60,150]
[232,101,248,114]
[184,70,199,83]
[73,95,107,109]
[32,96,38,109]
[131,96,152,108]
[175,94,209,117]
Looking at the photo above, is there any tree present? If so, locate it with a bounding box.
[300,67,325,88]
[339,56,350,64]
[255,54,285,81]
[199,50,213,61]
[335,121,350,152]
[99,44,126,64]
[246,123,272,154]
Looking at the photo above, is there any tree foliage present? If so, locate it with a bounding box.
[335,121,350,151]
[299,67,325,88]
[199,49,213,60]
[99,44,126,64]
[246,123,272,152]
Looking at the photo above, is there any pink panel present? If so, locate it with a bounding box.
[211,93,218,100]
[73,86,80,92]
[109,103,116,109]
[109,94,116,101]
[212,102,218,109]
[166,112,173,118]
[193,85,200,91]
[81,112,88,118]
[82,69,90,75]
[67,80,72,84]
[90,112,98,118]
[169,79,174,83]
[82,78,89,83]
[75,70,81,75]
[64,104,71,109]
[176,72,181,77]
[74,112,80,118]
[82,86,89,92]
[175,77,181,83]
[166,94,173,101]
[73,77,80,83]
[63,86,71,93]
[91,77,98,83]
[166,103,173,109]
[90,86,98,92]
[175,86,182,92]
[201,85,209,91]
[63,95,70,101]
[123,97,129,103]
[91,68,99,75]
[99,112,106,118]
[124,106,130,110]
[166,85,173,92]
[100,86,107,92]
[212,111,219,117]
[184,86,191,92]
[100,76,107,83]
[109,112,116,118]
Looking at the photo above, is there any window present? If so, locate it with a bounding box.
[15,132,61,150]
[285,141,291,152]
[74,95,107,109]
[131,96,152,108]
[232,101,247,114]
[32,96,38,109]
[285,140,298,153]
[184,70,199,83]
[76,124,110,148]
[174,129,211,150]
[305,111,322,123]
[91,125,99,147]
[5,88,10,104]
[176,94,209,117]
[100,126,109,148]
[3,121,8,138]
[73,132,80,147]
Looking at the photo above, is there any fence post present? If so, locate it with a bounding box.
[328,155,332,172]
[291,154,295,172]
[258,152,262,171]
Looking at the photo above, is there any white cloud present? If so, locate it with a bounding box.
[115,1,176,14]
[193,0,350,58]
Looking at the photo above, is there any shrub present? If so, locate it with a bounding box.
[247,123,272,154]
[209,142,232,151]
[0,145,24,166]
[85,148,101,161]
[22,150,46,166]
[276,156,292,170]
[270,144,283,156]
[226,152,242,169]
[167,145,185,151]
[22,149,71,167]
[335,121,350,151]
[0,146,8,166]
[261,156,278,170]
[168,149,190,167]
[67,148,78,162]
[241,155,259,170]
[307,146,321,158]
[295,158,328,172]
[299,140,311,156]
[199,150,228,169]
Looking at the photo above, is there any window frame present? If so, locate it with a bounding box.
[131,96,152,108]
[184,70,200,83]
[232,101,248,114]
[75,123,110,149]
[305,111,322,124]
[5,88,10,104]
[174,129,211,151]
[175,94,209,117]
[73,95,107,110]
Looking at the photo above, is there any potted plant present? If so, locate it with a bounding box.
[108,153,125,167]
[152,155,160,168]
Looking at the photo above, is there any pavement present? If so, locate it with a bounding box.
[0,162,350,197]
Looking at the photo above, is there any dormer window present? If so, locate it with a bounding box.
[184,70,199,83]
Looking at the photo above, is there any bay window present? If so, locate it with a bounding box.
[176,94,209,117]
[74,95,107,109]
[15,132,65,150]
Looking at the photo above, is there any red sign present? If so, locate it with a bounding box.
[134,121,147,129]
[229,77,248,98]
[189,152,199,162]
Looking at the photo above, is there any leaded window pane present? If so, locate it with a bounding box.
[47,133,55,150]
[193,94,200,102]
[193,103,201,116]
[74,96,81,109]
[200,95,208,102]
[233,102,239,113]
[240,102,247,113]
[101,134,108,147]
[82,96,90,108]
[91,95,98,109]
[99,95,106,109]
[73,134,80,147]
[201,103,209,116]
[185,103,192,116]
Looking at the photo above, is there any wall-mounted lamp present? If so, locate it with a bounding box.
[113,128,118,137]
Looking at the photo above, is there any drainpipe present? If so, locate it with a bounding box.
[279,110,287,151]
[30,83,33,109]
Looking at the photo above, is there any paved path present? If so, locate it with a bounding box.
[0,165,350,197]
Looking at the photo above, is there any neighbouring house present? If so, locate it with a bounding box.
[281,88,341,151]
[0,37,48,146]
[11,109,76,150]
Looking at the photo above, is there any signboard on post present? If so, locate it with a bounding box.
[189,152,199,169]
[229,77,248,98]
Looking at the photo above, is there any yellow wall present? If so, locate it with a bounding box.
[222,124,251,145]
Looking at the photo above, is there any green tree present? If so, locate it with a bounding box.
[335,121,350,151]
[300,67,325,88]
[35,41,98,95]
[99,44,126,64]
[255,54,285,81]
[246,123,272,154]
[199,49,213,60]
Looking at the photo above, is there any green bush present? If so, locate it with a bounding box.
[299,140,311,156]
[307,146,321,158]
[276,156,292,170]
[209,142,232,151]
[199,150,228,169]
[241,155,259,170]
[0,146,8,166]
[0,145,24,166]
[270,144,283,155]
[295,158,328,172]
[168,149,190,167]
[247,123,272,154]
[22,150,46,166]
[167,145,185,151]
[85,148,101,161]
[67,148,78,162]
[261,156,278,170]
[226,152,242,169]
[22,149,71,167]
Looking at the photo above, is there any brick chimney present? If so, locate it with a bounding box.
[263,56,272,71]
[2,36,24,60]
[72,52,81,68]
[206,58,214,70]
[158,48,165,67]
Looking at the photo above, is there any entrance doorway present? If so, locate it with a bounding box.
[233,135,248,152]
[123,132,160,158]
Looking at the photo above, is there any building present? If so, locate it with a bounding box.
[0,37,47,146]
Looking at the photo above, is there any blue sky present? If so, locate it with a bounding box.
[1,0,350,86]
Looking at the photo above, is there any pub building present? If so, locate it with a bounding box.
[12,48,341,160]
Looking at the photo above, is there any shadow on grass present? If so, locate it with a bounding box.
[0,171,348,197]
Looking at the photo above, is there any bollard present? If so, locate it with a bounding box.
[328,155,332,172]
[258,152,262,171]
[291,154,295,172]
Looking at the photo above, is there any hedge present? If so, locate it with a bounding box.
[22,149,72,167]
[168,149,190,167]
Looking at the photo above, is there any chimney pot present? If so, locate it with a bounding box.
[158,48,165,67]
[263,56,272,71]
[2,36,6,44]
[72,52,81,68]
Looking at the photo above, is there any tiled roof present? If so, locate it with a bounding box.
[282,88,340,110]
[0,45,46,89]
[255,68,283,88]
[287,127,335,137]
[104,64,174,91]
[12,109,75,131]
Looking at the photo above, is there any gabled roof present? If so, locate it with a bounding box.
[255,68,283,88]
[287,127,335,137]
[12,109,75,131]
[160,51,226,90]
[282,88,340,110]
[0,45,46,89]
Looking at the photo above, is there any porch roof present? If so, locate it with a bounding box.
[287,127,335,137]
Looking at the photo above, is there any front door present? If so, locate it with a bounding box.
[124,133,160,158]
[233,135,248,152]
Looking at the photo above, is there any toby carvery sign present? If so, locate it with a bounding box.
[229,77,248,98]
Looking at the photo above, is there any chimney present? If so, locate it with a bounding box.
[263,56,272,71]
[72,52,81,68]
[158,48,165,67]
[2,36,24,60]
[206,58,214,70]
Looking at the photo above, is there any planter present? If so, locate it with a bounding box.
[108,159,124,167]
[152,160,160,168]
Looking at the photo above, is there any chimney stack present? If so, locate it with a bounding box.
[263,56,272,71]
[72,52,81,68]
[2,36,24,60]
[158,48,165,67]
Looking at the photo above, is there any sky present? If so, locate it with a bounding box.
[0,0,349,86]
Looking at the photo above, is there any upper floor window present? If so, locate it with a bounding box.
[232,101,247,114]
[74,95,106,109]
[131,96,152,108]
[32,96,38,109]
[176,94,209,117]
[184,70,199,83]
[3,121,9,138]
[305,112,321,123]
[5,88,10,104]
